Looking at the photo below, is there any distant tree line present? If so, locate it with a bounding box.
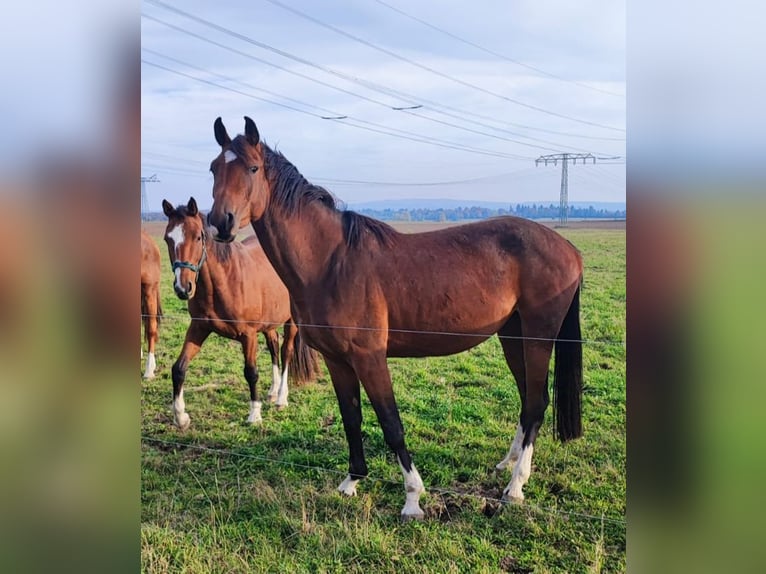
[143,203,625,223]
[356,203,626,222]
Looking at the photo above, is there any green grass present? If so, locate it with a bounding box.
[141,227,625,573]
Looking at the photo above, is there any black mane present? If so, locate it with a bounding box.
[230,135,397,249]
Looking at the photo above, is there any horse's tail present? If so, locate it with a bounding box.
[553,281,583,442]
[155,289,163,325]
[141,286,148,342]
[288,330,320,384]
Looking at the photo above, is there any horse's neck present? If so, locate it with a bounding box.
[254,201,344,293]
[195,240,222,298]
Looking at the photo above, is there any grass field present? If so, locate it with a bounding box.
[141,221,626,573]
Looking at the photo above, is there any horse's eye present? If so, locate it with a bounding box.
[249,165,259,174]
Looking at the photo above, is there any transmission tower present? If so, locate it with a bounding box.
[141,174,160,222]
[535,153,596,226]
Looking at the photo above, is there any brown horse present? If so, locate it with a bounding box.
[162,197,319,430]
[141,228,163,379]
[208,117,583,520]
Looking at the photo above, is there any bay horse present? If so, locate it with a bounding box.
[162,197,319,430]
[141,228,162,379]
[207,117,583,520]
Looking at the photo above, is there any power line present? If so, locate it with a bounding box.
[142,4,625,143]
[142,58,530,160]
[260,0,625,132]
[370,0,625,98]
[142,47,553,155]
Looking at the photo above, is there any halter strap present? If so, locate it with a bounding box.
[172,235,207,276]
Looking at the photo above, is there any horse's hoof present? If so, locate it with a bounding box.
[500,490,524,505]
[246,417,263,425]
[267,394,277,403]
[175,413,191,431]
[275,403,287,411]
[143,373,156,381]
[400,510,425,523]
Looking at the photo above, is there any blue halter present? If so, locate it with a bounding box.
[172,234,208,277]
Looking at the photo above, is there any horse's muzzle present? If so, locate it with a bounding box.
[208,211,236,242]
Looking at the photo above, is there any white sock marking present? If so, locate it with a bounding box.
[224,149,237,163]
[173,388,190,430]
[268,364,280,400]
[247,400,263,424]
[142,351,156,379]
[496,424,524,471]
[337,474,359,496]
[276,365,289,407]
[504,443,534,501]
[398,457,425,518]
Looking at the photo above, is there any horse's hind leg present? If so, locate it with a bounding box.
[502,315,555,503]
[353,352,425,521]
[263,329,281,404]
[142,283,159,380]
[275,321,297,409]
[242,334,263,424]
[496,312,526,471]
[171,323,210,430]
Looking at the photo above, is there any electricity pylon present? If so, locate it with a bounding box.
[141,174,160,222]
[535,153,595,226]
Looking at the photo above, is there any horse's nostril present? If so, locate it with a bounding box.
[187,282,193,293]
[226,212,235,227]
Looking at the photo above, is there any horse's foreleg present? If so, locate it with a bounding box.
[275,321,298,409]
[354,352,425,521]
[502,338,554,503]
[263,329,281,404]
[171,324,209,430]
[242,334,262,424]
[325,356,367,497]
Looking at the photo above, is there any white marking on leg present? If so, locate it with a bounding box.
[173,388,190,430]
[224,149,237,163]
[275,365,289,408]
[337,474,359,496]
[503,443,534,502]
[398,457,425,520]
[143,352,156,380]
[496,424,524,471]
[247,400,263,424]
[267,363,280,402]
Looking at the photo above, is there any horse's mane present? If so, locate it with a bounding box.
[173,204,232,263]
[230,135,397,249]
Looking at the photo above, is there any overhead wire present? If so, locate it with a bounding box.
[142,2,625,143]
[260,0,625,132]
[369,0,625,98]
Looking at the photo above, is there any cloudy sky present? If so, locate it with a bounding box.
[141,0,625,212]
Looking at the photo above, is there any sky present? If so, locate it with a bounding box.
[141,0,625,212]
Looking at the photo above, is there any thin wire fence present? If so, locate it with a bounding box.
[140,312,625,347]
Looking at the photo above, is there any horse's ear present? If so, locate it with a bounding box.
[214,117,231,147]
[244,116,260,146]
[187,197,198,216]
[162,199,174,217]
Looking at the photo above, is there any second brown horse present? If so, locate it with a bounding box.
[162,197,319,429]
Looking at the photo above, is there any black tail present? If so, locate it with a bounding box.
[155,290,163,325]
[553,283,583,442]
[288,330,320,384]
